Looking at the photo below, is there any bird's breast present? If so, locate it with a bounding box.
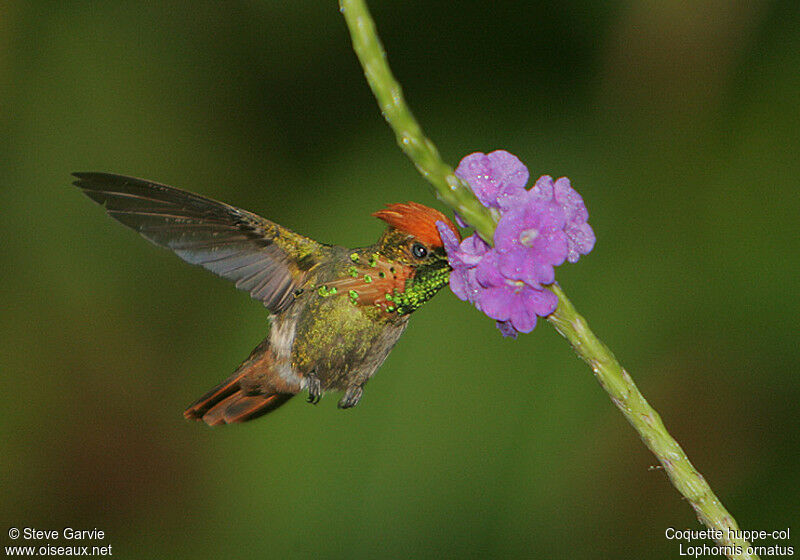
[288,293,409,390]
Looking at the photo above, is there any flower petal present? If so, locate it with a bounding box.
[531,260,554,286]
[480,286,514,321]
[566,222,596,263]
[455,151,529,208]
[493,206,525,252]
[436,220,461,256]
[448,268,470,301]
[537,200,568,231]
[524,252,548,286]
[531,175,555,202]
[488,150,529,191]
[460,233,490,263]
[497,250,528,281]
[534,230,568,266]
[523,286,559,316]
[455,153,498,208]
[554,177,589,223]
[476,250,504,287]
[509,301,537,333]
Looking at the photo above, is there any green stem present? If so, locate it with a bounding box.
[547,284,755,558]
[338,0,496,243]
[339,1,756,558]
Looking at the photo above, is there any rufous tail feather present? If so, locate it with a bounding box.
[183,342,295,425]
[184,372,294,425]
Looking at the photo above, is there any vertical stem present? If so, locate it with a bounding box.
[546,284,756,558]
[339,0,497,243]
[339,1,757,558]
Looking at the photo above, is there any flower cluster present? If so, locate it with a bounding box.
[436,150,595,338]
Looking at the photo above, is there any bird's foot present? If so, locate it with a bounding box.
[306,374,322,405]
[338,385,363,409]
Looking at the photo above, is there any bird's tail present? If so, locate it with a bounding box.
[183,374,293,426]
[183,341,295,426]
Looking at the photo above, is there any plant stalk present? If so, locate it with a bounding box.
[339,1,756,558]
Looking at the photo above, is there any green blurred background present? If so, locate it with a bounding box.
[2,1,798,558]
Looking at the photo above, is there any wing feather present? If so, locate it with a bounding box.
[73,172,324,313]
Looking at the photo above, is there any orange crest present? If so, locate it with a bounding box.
[372,202,461,248]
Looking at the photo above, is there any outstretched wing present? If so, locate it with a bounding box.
[73,172,324,313]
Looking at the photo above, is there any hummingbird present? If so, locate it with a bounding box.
[73,172,460,425]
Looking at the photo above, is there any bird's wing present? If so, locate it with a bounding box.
[73,172,324,313]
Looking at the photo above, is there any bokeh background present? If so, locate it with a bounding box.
[2,1,798,558]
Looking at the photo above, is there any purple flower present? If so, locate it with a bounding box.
[455,150,528,209]
[436,220,461,256]
[437,219,559,337]
[439,150,595,338]
[474,252,559,334]
[531,176,595,263]
[436,222,488,304]
[493,192,568,288]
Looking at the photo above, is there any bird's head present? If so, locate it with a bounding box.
[373,201,459,268]
[371,202,461,314]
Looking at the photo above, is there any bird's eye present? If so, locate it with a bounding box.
[411,242,428,259]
